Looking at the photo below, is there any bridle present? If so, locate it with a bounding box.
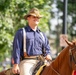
[69,46,76,68]
[50,46,76,75]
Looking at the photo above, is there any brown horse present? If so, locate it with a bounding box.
[41,40,76,75]
[0,40,76,75]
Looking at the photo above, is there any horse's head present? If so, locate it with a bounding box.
[65,39,76,70]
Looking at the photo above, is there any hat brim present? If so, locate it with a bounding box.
[24,14,42,20]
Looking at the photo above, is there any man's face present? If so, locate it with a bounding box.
[27,15,40,26]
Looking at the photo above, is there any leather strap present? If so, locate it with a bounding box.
[22,28,28,57]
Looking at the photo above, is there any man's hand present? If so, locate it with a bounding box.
[45,55,52,66]
[12,64,20,74]
[45,54,52,61]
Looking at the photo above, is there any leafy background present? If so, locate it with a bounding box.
[0,0,76,71]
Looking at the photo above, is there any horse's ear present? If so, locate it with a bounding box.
[65,39,73,46]
[72,39,76,45]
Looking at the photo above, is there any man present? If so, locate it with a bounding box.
[12,8,52,75]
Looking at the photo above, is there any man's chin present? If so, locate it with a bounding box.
[35,22,39,25]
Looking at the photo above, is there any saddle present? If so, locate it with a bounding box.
[32,59,52,75]
[32,60,46,75]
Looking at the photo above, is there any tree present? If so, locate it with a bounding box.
[0,0,53,61]
[57,0,76,40]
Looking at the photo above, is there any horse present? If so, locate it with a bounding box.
[0,40,76,75]
[41,40,76,75]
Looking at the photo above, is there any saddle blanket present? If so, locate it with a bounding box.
[36,65,46,75]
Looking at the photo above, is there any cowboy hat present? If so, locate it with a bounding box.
[24,8,43,19]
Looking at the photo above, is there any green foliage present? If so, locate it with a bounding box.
[0,0,12,11]
[0,0,52,61]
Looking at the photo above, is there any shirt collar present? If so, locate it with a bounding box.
[26,25,40,33]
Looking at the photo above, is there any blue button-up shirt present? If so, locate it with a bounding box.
[12,25,51,64]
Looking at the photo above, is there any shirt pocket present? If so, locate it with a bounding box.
[26,38,34,46]
[35,38,43,48]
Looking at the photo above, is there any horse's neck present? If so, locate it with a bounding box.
[41,46,73,75]
[53,46,69,64]
[50,46,72,73]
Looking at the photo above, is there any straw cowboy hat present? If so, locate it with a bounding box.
[24,8,43,20]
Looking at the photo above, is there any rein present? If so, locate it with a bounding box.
[50,64,60,75]
[48,60,61,75]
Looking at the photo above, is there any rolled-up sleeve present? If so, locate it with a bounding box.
[12,29,23,64]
